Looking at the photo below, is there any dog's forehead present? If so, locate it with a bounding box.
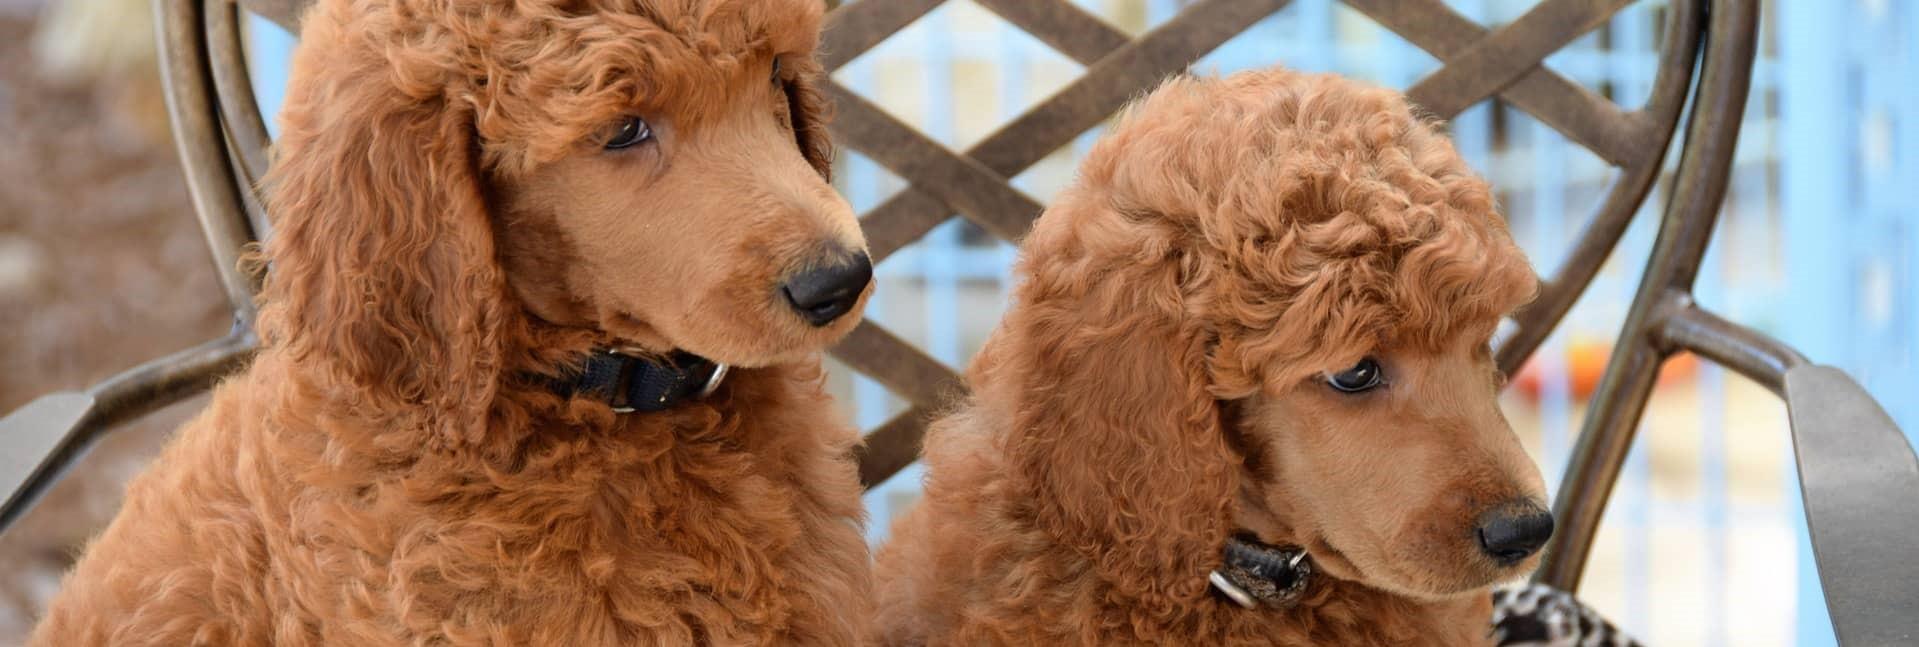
[585,0,823,54]
[469,0,824,169]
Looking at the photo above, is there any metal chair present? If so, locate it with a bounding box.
[1,0,1912,642]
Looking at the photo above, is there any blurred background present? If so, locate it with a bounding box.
[0,0,1912,645]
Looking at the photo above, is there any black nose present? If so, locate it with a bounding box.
[1475,501,1554,565]
[782,252,872,327]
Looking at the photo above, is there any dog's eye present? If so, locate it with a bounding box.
[1326,357,1384,393]
[603,116,652,150]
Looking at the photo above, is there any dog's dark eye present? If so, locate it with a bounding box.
[1326,357,1384,393]
[603,117,651,150]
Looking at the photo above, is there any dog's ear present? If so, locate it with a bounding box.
[258,34,508,447]
[782,56,834,179]
[996,202,1238,602]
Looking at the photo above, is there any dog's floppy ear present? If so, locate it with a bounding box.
[996,201,1238,603]
[258,23,508,447]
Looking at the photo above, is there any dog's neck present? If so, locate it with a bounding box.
[1217,479,1330,611]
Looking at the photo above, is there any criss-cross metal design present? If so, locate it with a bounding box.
[1,1,1914,642]
[813,0,1706,491]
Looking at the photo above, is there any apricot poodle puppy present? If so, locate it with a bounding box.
[33,0,877,644]
[874,68,1549,645]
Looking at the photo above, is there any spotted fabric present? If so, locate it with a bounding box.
[1492,583,1642,647]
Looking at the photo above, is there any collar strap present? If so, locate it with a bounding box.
[1209,534,1313,609]
[553,349,728,413]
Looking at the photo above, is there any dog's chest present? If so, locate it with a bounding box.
[520,433,820,637]
[322,425,843,644]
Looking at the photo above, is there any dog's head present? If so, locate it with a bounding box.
[481,0,869,367]
[259,0,865,440]
[990,69,1544,603]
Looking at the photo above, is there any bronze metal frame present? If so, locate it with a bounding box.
[1521,4,1919,642]
[0,332,254,531]
[159,0,266,318]
[1,1,1912,641]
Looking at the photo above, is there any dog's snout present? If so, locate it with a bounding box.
[1475,501,1554,565]
[782,252,872,327]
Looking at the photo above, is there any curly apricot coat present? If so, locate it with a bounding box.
[874,69,1544,645]
[32,0,874,644]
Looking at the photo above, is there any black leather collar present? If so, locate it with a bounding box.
[1210,534,1313,609]
[551,349,728,413]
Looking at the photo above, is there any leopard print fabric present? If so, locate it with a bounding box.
[1492,583,1642,647]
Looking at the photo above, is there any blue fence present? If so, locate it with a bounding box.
[247,2,1916,644]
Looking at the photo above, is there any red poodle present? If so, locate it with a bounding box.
[33,0,877,643]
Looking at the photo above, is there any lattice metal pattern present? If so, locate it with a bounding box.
[818,0,1699,487]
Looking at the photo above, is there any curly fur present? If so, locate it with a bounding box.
[32,0,874,644]
[873,68,1544,645]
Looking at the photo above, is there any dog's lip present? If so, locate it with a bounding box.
[1305,534,1360,577]
[1328,531,1521,598]
[1234,527,1361,580]
[603,310,722,361]
[601,309,784,369]
[603,311,659,348]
